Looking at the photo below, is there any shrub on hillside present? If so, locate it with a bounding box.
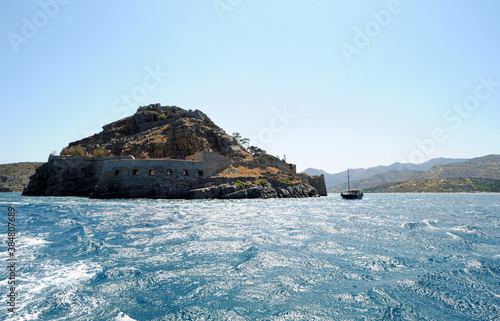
[61,146,86,157]
[92,148,111,158]
[257,179,269,187]
[235,180,247,189]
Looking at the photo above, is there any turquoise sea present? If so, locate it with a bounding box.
[0,193,499,320]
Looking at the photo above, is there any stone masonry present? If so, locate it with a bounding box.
[90,151,231,198]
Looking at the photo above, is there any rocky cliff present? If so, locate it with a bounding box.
[23,104,326,199]
[61,104,244,159]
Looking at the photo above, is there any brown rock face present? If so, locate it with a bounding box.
[62,104,244,159]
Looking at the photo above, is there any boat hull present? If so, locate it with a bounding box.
[340,170,363,199]
[341,192,363,199]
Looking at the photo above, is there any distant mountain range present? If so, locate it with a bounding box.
[304,154,500,193]
[304,157,469,191]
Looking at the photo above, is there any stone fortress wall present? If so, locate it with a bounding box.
[34,152,231,198]
[100,152,229,179]
[25,151,326,199]
[90,151,232,198]
[40,154,133,196]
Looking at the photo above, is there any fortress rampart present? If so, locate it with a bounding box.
[23,151,324,199]
[91,152,232,198]
[24,152,231,197]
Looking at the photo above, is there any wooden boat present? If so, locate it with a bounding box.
[340,169,363,199]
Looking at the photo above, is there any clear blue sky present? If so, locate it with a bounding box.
[1,1,499,174]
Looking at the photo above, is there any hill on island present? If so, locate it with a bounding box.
[0,162,44,192]
[61,104,244,159]
[22,104,326,199]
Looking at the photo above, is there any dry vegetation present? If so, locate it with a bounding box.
[215,163,303,185]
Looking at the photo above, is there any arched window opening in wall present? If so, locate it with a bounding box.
[183,170,188,176]
[132,169,138,176]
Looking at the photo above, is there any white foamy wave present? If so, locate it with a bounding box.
[467,259,482,269]
[445,231,462,240]
[19,235,51,247]
[7,235,52,261]
[115,312,138,321]
[17,260,102,317]
[402,219,439,231]
[355,255,405,272]
[450,225,478,234]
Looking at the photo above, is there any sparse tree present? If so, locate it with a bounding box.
[248,146,266,156]
[232,132,241,143]
[240,137,250,149]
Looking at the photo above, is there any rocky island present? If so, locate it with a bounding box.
[23,104,326,199]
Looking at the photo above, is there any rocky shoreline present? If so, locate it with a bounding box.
[90,177,320,199]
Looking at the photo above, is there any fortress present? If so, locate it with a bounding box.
[24,151,327,199]
[23,104,326,199]
[91,151,232,198]
[25,151,229,197]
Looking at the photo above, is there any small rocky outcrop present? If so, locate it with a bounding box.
[187,179,319,199]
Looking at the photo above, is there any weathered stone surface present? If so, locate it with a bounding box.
[187,179,319,200]
[23,156,114,196]
[62,104,243,159]
[306,174,328,196]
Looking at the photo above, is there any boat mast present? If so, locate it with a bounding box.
[347,169,350,191]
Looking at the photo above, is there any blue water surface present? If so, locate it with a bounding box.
[0,193,499,320]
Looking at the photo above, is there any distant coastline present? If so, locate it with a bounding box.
[0,162,44,192]
[364,177,500,193]
[306,154,500,194]
[3,155,500,194]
